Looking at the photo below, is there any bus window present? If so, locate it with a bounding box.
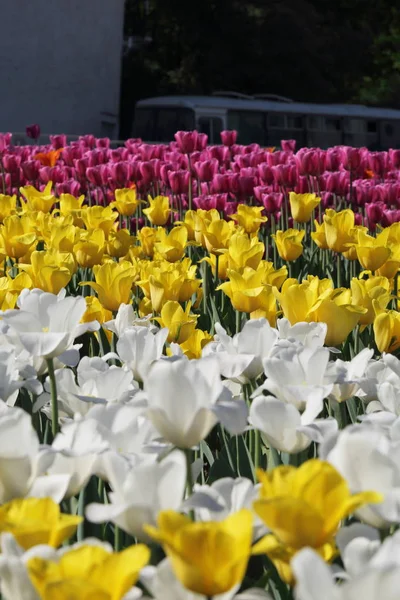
[176,108,196,131]
[198,117,223,143]
[132,107,155,140]
[228,110,266,145]
[268,114,286,128]
[325,118,341,131]
[157,109,180,141]
[287,115,303,129]
[307,116,323,130]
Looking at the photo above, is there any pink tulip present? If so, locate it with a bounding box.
[220,130,238,146]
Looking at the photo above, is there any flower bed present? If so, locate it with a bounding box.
[0,130,399,598]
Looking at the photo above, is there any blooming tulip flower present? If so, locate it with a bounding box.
[0,194,17,223]
[0,497,82,550]
[350,275,391,328]
[252,460,382,583]
[81,261,138,312]
[19,249,75,294]
[144,509,253,596]
[116,325,169,382]
[373,307,400,353]
[225,232,265,271]
[171,328,213,360]
[274,276,333,325]
[323,208,356,253]
[154,225,188,262]
[311,219,329,249]
[203,219,237,255]
[230,205,267,235]
[154,301,198,344]
[0,215,36,260]
[86,451,186,541]
[2,288,99,361]
[20,182,55,213]
[273,229,305,261]
[28,543,149,600]
[356,229,391,272]
[111,187,141,216]
[218,267,278,318]
[289,192,321,223]
[81,205,118,237]
[74,229,105,267]
[143,195,171,226]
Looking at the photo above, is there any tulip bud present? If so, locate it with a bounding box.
[220,130,237,146]
[26,124,41,140]
[280,139,296,152]
[50,134,67,149]
[174,131,199,154]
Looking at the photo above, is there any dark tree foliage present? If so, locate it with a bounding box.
[120,0,400,138]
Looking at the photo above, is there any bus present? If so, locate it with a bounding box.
[132,93,400,149]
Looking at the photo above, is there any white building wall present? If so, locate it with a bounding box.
[0,0,125,138]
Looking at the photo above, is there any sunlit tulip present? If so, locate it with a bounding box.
[154,225,188,262]
[323,208,356,253]
[19,249,76,294]
[138,226,157,258]
[0,215,36,260]
[203,219,237,255]
[20,182,55,213]
[273,229,304,261]
[226,232,265,271]
[356,229,391,272]
[373,308,400,353]
[45,223,79,253]
[154,301,198,343]
[252,460,382,583]
[192,209,220,247]
[309,288,367,346]
[2,288,99,360]
[289,192,321,223]
[111,187,141,216]
[34,148,63,167]
[257,260,288,290]
[350,276,391,328]
[218,267,277,317]
[28,543,149,600]
[274,276,332,324]
[0,272,33,311]
[375,243,400,279]
[201,252,229,280]
[81,205,118,236]
[82,296,112,332]
[311,219,329,249]
[74,229,105,267]
[117,325,168,382]
[82,261,138,312]
[143,195,171,226]
[173,328,213,360]
[86,451,186,541]
[144,509,253,596]
[0,498,81,550]
[230,205,268,235]
[106,228,135,258]
[0,194,17,223]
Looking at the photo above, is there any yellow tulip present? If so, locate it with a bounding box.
[273,229,305,262]
[74,229,105,268]
[309,288,367,346]
[177,328,213,359]
[356,229,391,272]
[28,543,150,600]
[181,209,197,241]
[252,460,382,584]
[202,219,237,255]
[257,260,288,290]
[373,307,400,353]
[81,205,118,236]
[201,252,229,280]
[45,224,79,253]
[138,226,157,258]
[20,182,55,213]
[375,243,400,279]
[0,215,36,259]
[111,187,141,216]
[230,205,268,234]
[350,276,391,328]
[154,301,198,343]
[193,209,221,246]
[106,228,135,258]
[144,509,253,597]
[143,195,171,226]
[289,192,321,223]
[311,219,329,250]
[342,225,368,261]
[0,193,17,223]
[82,296,113,325]
[0,497,82,550]
[82,261,138,312]
[154,225,188,262]
[19,249,75,294]
[218,267,277,316]
[0,272,33,310]
[226,232,265,271]
[274,276,333,324]
[58,193,85,227]
[323,208,356,253]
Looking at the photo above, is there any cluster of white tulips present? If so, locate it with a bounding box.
[0,288,400,599]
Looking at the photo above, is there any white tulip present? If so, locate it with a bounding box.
[117,326,169,383]
[320,424,400,528]
[249,394,337,454]
[86,450,186,541]
[1,289,99,360]
[104,303,157,337]
[202,320,278,383]
[292,547,400,600]
[143,356,247,448]
[276,318,327,347]
[327,348,374,403]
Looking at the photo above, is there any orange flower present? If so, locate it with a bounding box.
[35,148,64,167]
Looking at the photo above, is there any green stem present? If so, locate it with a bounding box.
[77,486,86,542]
[114,525,122,551]
[46,358,59,438]
[202,262,208,316]
[336,253,341,288]
[184,448,195,520]
[235,309,241,334]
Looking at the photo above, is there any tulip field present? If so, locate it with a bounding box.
[1,128,400,599]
